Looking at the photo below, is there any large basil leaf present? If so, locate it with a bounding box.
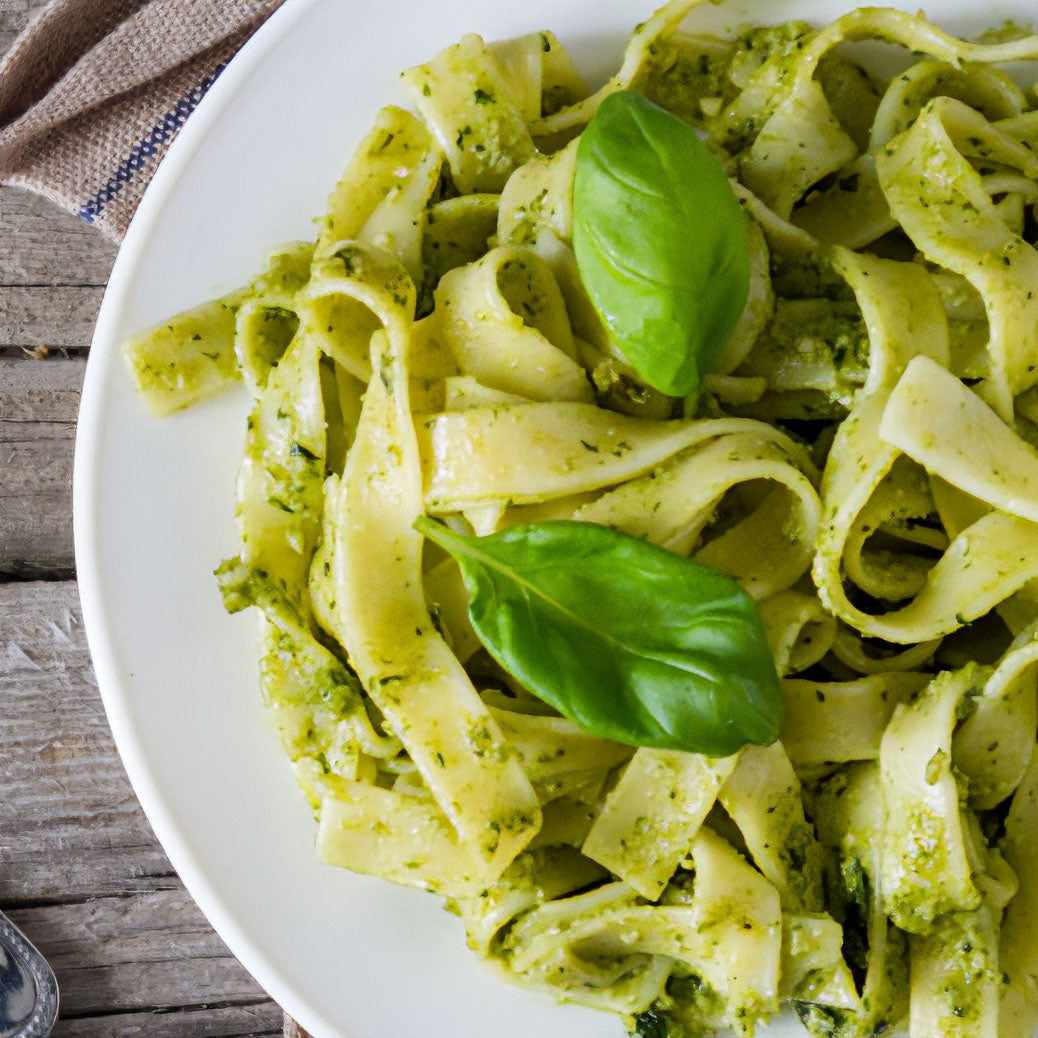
[416,517,781,756]
[573,90,749,399]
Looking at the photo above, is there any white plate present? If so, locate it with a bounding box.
[74,0,1033,1035]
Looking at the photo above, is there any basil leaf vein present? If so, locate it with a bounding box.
[416,516,782,756]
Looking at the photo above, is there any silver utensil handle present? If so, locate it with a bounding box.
[0,910,59,1038]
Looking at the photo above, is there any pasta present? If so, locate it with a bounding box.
[123,1,1038,1035]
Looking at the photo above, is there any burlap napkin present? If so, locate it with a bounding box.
[0,0,285,240]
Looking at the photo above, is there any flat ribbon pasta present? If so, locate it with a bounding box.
[233,241,314,397]
[315,106,444,280]
[880,666,985,932]
[418,409,779,511]
[319,242,542,879]
[402,35,535,193]
[881,355,1038,523]
[1000,747,1038,1037]
[580,749,739,900]
[574,428,819,599]
[128,9,1038,1037]
[433,245,591,402]
[876,97,1038,421]
[812,248,1038,642]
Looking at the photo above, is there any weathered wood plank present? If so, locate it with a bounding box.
[7,891,273,1017]
[0,187,117,287]
[0,353,84,419]
[0,284,104,353]
[55,1003,283,1038]
[0,580,179,901]
[0,356,82,576]
[0,579,282,1031]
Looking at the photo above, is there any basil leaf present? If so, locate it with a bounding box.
[415,517,781,756]
[573,90,749,400]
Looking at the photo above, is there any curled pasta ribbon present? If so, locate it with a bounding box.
[954,625,1038,810]
[880,666,984,933]
[403,35,535,193]
[492,710,632,806]
[454,846,607,957]
[123,290,245,416]
[508,830,783,1032]
[814,246,1038,643]
[870,59,1027,151]
[490,31,588,125]
[496,141,617,352]
[420,408,808,513]
[739,73,857,219]
[880,356,1038,524]
[812,764,910,1034]
[528,0,711,141]
[317,781,491,899]
[575,429,820,600]
[877,97,1038,421]
[830,624,940,676]
[792,153,894,249]
[230,569,401,803]
[725,7,1038,214]
[580,748,739,900]
[433,246,591,402]
[235,302,325,602]
[781,672,929,768]
[498,885,670,1015]
[816,390,1038,643]
[421,194,500,304]
[720,743,827,914]
[759,591,836,676]
[315,106,444,280]
[813,253,941,639]
[1000,747,1038,1038]
[730,181,818,254]
[712,218,774,375]
[300,244,419,381]
[233,241,314,398]
[778,915,859,1012]
[318,242,542,881]
[497,138,577,246]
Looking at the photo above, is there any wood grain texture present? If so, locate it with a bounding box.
[0,581,282,1035]
[0,283,106,354]
[0,356,82,577]
[0,187,118,287]
[1,2,290,1031]
[54,1004,283,1038]
[0,181,116,360]
[1,581,172,901]
[7,892,279,1017]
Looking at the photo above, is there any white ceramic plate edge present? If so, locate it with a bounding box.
[72,2,338,1034]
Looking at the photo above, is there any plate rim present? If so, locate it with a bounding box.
[71,1,339,1033]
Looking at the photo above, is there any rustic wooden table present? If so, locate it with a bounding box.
[1,3,286,1034]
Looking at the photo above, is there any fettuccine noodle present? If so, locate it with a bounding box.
[125,3,1038,1035]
